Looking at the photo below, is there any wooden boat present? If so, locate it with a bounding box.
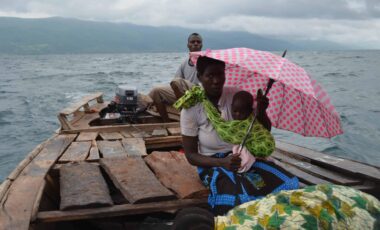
[0,93,379,230]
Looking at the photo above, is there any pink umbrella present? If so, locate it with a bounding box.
[190,48,343,138]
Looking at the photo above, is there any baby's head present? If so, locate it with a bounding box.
[232,91,253,120]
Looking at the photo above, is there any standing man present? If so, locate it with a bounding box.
[149,33,203,122]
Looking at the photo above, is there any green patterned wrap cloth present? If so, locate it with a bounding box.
[174,86,275,157]
[215,184,380,230]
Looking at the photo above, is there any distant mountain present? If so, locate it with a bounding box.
[0,17,346,54]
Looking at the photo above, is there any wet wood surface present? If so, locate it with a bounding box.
[122,138,147,156]
[0,134,76,230]
[97,140,127,158]
[100,157,175,204]
[58,141,91,163]
[60,163,113,210]
[145,151,208,199]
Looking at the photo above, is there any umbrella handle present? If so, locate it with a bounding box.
[264,78,275,96]
[263,49,287,96]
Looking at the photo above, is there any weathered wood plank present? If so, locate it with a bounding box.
[100,157,175,204]
[99,132,124,140]
[273,159,331,185]
[97,140,127,158]
[272,151,361,185]
[276,141,380,182]
[145,136,182,150]
[145,151,208,199]
[60,163,113,210]
[87,140,100,161]
[120,130,133,138]
[36,198,207,223]
[0,134,76,230]
[76,132,98,141]
[61,122,180,134]
[131,131,151,138]
[167,127,181,136]
[151,129,168,137]
[121,138,147,156]
[58,141,91,163]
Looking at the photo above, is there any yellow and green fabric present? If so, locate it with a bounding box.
[174,86,275,157]
[215,184,380,230]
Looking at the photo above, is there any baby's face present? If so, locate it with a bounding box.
[231,100,252,120]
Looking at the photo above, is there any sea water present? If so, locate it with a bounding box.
[0,51,379,181]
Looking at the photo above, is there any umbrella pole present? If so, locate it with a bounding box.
[238,50,287,154]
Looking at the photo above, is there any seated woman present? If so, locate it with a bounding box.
[173,184,380,230]
[175,56,299,215]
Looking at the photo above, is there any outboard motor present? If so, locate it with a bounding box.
[101,85,142,123]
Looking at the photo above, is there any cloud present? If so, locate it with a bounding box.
[0,0,379,48]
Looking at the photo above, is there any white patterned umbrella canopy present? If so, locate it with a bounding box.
[190,48,343,138]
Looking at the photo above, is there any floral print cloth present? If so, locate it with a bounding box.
[215,184,380,230]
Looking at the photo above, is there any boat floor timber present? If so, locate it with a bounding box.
[0,93,379,230]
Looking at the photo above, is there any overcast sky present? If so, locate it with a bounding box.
[0,0,379,49]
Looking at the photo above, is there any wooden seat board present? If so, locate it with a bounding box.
[97,140,127,158]
[58,141,91,163]
[276,141,380,182]
[121,138,147,156]
[0,134,76,230]
[59,163,113,210]
[36,198,207,223]
[273,159,331,185]
[76,132,98,141]
[272,151,361,185]
[100,157,175,204]
[145,151,208,199]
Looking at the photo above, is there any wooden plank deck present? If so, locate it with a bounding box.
[76,132,98,141]
[97,140,127,158]
[87,140,100,160]
[99,132,124,140]
[60,163,113,210]
[276,141,380,182]
[100,157,175,204]
[58,141,91,163]
[121,138,147,156]
[273,159,331,185]
[0,134,76,230]
[272,151,362,185]
[145,151,208,199]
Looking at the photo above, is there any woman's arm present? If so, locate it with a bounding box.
[256,89,272,131]
[182,135,241,171]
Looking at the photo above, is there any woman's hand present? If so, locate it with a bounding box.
[256,89,269,115]
[221,154,241,172]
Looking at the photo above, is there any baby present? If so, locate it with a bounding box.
[231,90,256,173]
[231,90,254,121]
